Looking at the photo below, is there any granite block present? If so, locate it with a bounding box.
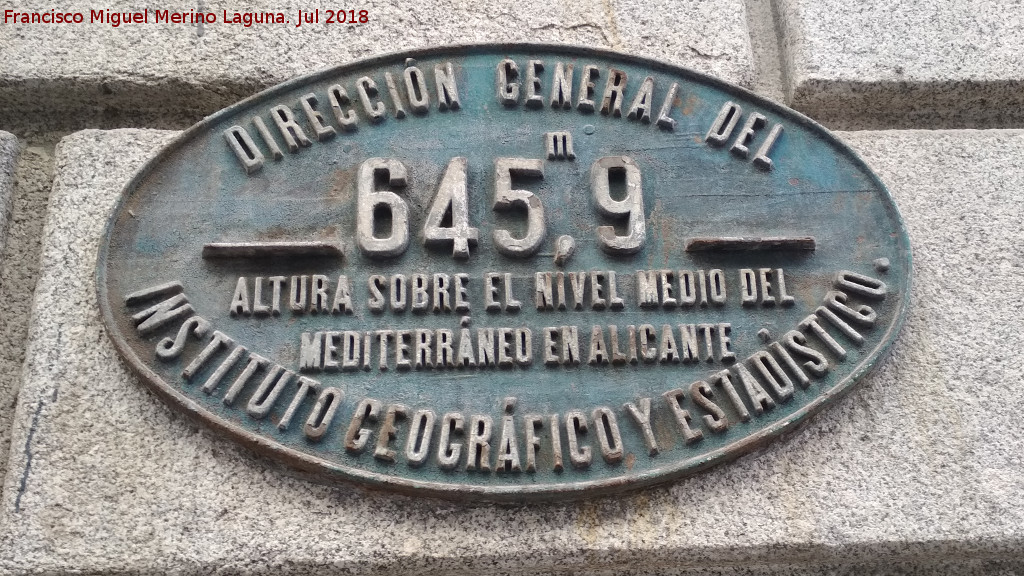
[0,131,24,483]
[776,0,1024,128]
[0,132,18,256]
[0,0,755,129]
[0,140,51,487]
[2,128,1024,572]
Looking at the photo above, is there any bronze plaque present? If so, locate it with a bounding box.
[97,45,911,501]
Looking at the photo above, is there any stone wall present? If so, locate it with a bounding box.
[2,2,1023,573]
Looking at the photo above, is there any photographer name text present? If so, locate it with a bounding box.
[3,8,369,27]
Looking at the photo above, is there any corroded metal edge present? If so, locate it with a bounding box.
[95,43,913,502]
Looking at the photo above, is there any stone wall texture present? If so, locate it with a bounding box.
[2,1,1023,573]
[0,133,18,256]
[0,0,754,129]
[776,0,1024,128]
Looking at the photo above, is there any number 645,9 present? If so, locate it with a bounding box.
[355,156,645,259]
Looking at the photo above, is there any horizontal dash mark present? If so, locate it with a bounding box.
[685,236,816,252]
[202,241,344,259]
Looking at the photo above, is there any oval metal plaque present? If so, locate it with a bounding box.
[98,44,911,501]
